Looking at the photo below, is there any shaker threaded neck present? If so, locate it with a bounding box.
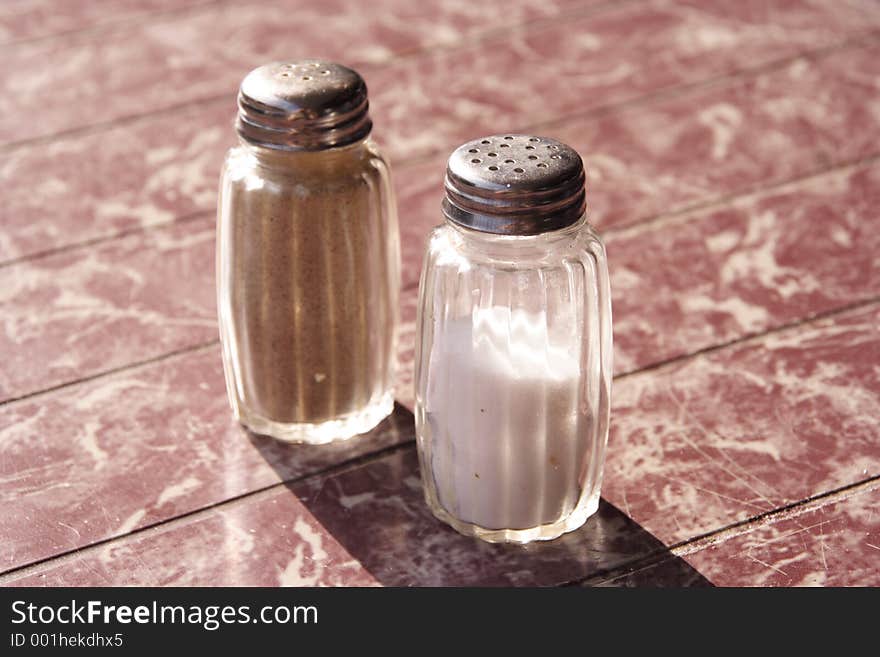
[442,134,586,236]
[236,60,372,151]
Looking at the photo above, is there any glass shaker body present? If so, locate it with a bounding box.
[414,135,612,543]
[217,61,400,443]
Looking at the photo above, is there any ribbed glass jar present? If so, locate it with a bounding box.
[217,61,400,444]
[414,135,612,543]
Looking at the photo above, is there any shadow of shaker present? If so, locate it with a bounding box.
[251,404,712,587]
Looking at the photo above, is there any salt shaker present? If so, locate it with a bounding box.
[216,60,400,444]
[414,135,612,543]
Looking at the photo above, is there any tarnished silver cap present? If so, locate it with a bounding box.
[442,135,586,235]
[236,60,372,151]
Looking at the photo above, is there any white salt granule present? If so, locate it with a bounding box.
[425,306,588,531]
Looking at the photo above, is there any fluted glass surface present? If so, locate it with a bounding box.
[414,215,611,542]
[217,138,400,443]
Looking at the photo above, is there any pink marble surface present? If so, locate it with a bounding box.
[4,37,879,266]
[3,298,876,582]
[0,0,590,144]
[682,486,880,586]
[20,303,873,586]
[3,465,703,587]
[548,39,880,230]
[0,103,230,264]
[396,41,880,284]
[4,155,877,403]
[0,0,213,44]
[393,290,419,410]
[603,304,880,546]
[608,159,880,374]
[5,489,378,586]
[2,145,876,575]
[369,0,880,162]
[1,153,876,576]
[309,303,880,583]
[0,216,218,401]
[0,327,418,572]
[2,0,879,588]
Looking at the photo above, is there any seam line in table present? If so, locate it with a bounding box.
[0,27,880,269]
[524,28,880,134]
[0,0,644,51]
[3,0,876,590]
[1,147,878,410]
[0,6,872,155]
[604,153,880,239]
[0,0,643,153]
[0,438,412,585]
[0,41,880,270]
[570,474,880,587]
[0,0,228,49]
[613,294,880,382]
[0,209,212,272]
[2,295,877,581]
[0,339,219,409]
[6,130,880,276]
[2,288,877,413]
[3,282,878,416]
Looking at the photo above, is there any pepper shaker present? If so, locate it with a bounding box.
[217,60,400,443]
[414,135,612,543]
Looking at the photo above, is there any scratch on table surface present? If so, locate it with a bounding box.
[672,513,683,533]
[99,502,113,531]
[133,550,160,586]
[57,521,81,539]
[865,543,880,551]
[783,518,831,542]
[665,387,781,509]
[309,478,329,506]
[747,554,788,578]
[655,471,765,511]
[620,487,632,518]
[76,554,111,586]
[742,518,834,557]
[818,529,828,572]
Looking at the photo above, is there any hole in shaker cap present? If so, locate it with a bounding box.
[514,167,524,173]
[488,165,499,171]
[529,138,540,142]
[481,140,490,144]
[525,145,535,150]
[468,148,478,153]
[471,159,481,163]
[499,143,510,148]
[528,155,538,160]
[504,159,514,164]
[488,152,497,157]
[537,163,547,168]
[504,136,514,140]
[302,76,311,80]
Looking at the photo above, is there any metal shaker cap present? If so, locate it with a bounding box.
[442,135,586,235]
[236,60,372,151]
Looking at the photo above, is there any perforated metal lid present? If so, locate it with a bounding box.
[236,60,372,151]
[442,134,586,235]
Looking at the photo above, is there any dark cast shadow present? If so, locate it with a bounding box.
[253,404,713,587]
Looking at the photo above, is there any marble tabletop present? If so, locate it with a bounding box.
[1,0,878,587]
